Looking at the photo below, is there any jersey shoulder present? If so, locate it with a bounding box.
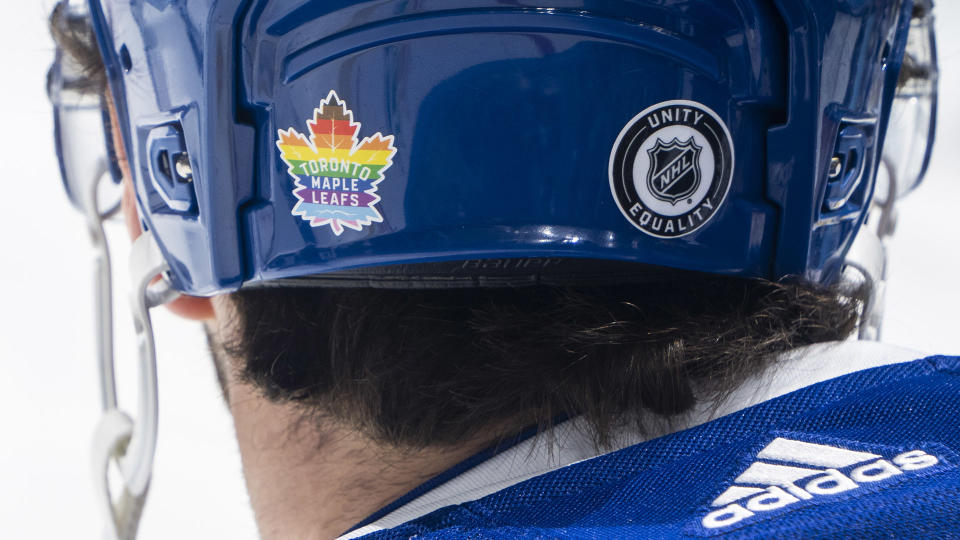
[361,355,960,539]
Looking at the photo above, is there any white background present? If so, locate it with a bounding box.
[0,3,958,539]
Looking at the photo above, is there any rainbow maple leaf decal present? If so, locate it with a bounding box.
[276,90,397,235]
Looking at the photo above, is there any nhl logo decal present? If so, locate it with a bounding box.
[647,137,703,204]
[277,90,397,236]
[609,100,734,238]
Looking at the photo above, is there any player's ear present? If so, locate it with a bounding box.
[109,96,215,322]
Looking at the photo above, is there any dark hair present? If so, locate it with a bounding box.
[49,1,107,95]
[221,277,864,449]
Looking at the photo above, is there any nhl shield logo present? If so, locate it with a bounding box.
[609,100,734,239]
[646,137,703,205]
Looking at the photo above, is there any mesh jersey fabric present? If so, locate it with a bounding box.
[355,355,960,539]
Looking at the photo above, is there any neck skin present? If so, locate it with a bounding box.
[227,384,485,540]
[209,299,489,540]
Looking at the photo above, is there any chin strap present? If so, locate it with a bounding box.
[85,155,179,539]
[842,158,899,341]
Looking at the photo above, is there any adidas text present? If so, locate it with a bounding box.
[702,439,940,530]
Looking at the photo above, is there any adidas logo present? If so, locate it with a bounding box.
[702,437,941,530]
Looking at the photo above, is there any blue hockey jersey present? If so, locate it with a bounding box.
[343,342,960,539]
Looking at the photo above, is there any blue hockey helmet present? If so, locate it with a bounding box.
[77,0,938,296]
[51,4,940,535]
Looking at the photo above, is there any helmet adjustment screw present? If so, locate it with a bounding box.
[828,156,843,179]
[174,153,193,182]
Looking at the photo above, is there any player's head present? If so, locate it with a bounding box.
[51,0,937,444]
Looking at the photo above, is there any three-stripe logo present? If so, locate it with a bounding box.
[702,437,942,530]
